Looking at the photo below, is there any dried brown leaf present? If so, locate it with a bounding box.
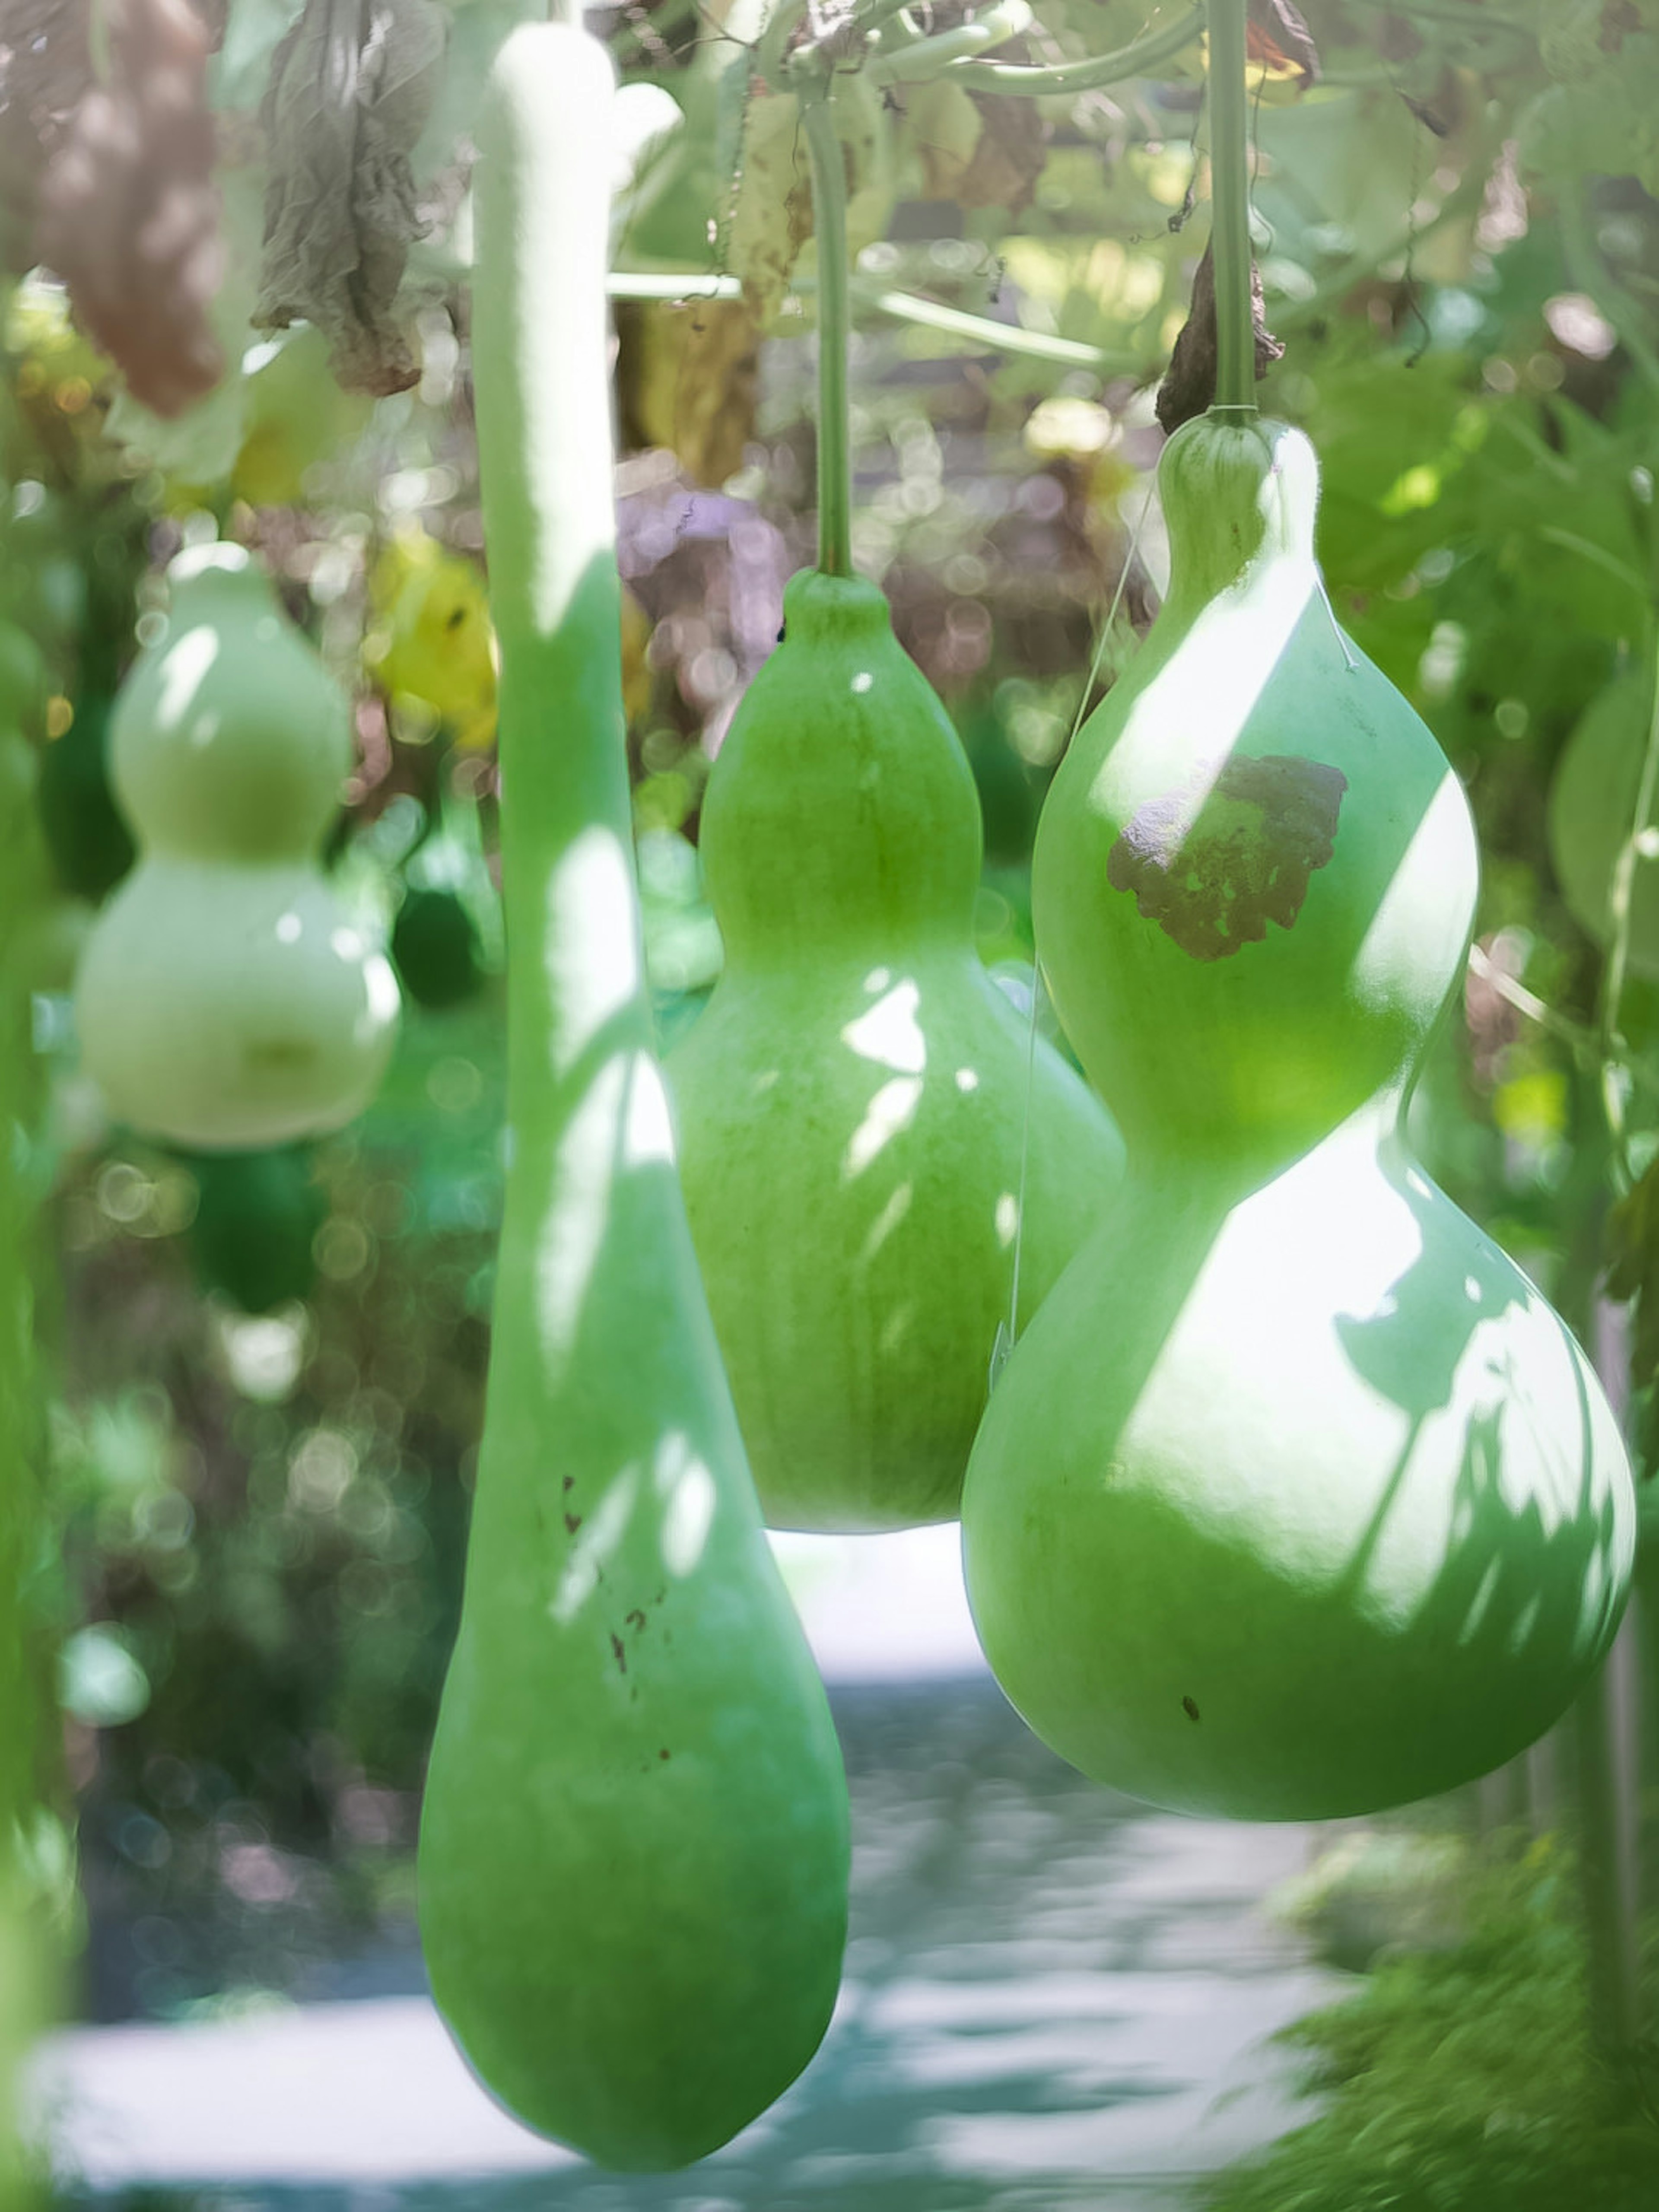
[33,0,225,414]
[958,76,1047,216]
[1247,0,1319,90]
[254,0,447,398]
[617,297,761,489]
[0,0,94,266]
[1155,239,1284,435]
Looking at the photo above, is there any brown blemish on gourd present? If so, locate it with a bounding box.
[563,1511,582,1535]
[610,1632,626,1674]
[1182,1695,1201,1722]
[626,1608,647,1633]
[1109,754,1347,962]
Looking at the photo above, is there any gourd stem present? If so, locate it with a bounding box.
[1205,0,1254,415]
[947,6,1203,94]
[547,0,583,25]
[798,77,854,578]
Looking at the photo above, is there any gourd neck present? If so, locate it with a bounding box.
[472,24,654,1119]
[701,569,982,967]
[1156,412,1320,621]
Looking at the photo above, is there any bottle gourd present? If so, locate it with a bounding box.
[961,410,1636,1821]
[664,72,1122,1535]
[416,19,849,2171]
[74,547,400,1149]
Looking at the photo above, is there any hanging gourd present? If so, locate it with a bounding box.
[416,12,849,2173]
[182,1144,324,1313]
[73,545,400,1150]
[664,53,1123,1535]
[1547,665,1659,975]
[391,886,485,1011]
[959,0,1635,1823]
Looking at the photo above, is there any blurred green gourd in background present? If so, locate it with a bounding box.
[416,17,849,2172]
[391,885,485,1011]
[181,1144,323,1312]
[74,545,401,1150]
[962,409,1636,1821]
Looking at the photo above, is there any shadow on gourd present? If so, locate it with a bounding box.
[962,412,1634,1822]
[74,545,400,1150]
[665,570,1124,1533]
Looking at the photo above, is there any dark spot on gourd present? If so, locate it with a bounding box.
[1182,1695,1201,1722]
[446,605,467,631]
[626,1608,647,1633]
[610,1632,626,1674]
[776,622,787,643]
[658,1748,671,1761]
[244,1038,321,1071]
[562,1475,574,1492]
[1109,754,1348,962]
[563,1511,582,1535]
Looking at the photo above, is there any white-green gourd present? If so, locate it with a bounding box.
[74,545,400,1149]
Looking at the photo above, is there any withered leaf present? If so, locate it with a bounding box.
[1247,0,1319,90]
[34,0,225,415]
[1155,239,1284,435]
[0,0,93,269]
[254,0,447,398]
[616,296,761,490]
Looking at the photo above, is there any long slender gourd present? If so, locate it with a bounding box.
[416,17,849,2170]
[961,409,1635,1820]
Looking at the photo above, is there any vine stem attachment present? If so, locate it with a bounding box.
[1206,0,1255,415]
[795,66,855,578]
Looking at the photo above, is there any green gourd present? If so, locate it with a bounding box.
[73,547,400,1150]
[664,70,1122,1533]
[391,885,484,1011]
[416,17,848,2171]
[182,1144,323,1312]
[961,410,1635,1822]
[1547,667,1659,975]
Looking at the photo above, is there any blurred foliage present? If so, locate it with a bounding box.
[0,0,1655,2049]
[1199,1834,1659,2212]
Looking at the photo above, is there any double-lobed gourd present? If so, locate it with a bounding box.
[962,409,1635,1821]
[74,546,400,1150]
[416,18,849,2173]
[665,566,1123,1535]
